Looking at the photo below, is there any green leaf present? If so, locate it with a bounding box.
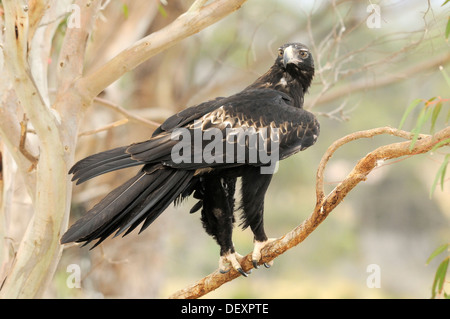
[426,243,449,264]
[430,101,442,133]
[430,154,450,197]
[431,257,449,299]
[440,156,449,190]
[443,0,450,6]
[122,4,129,19]
[158,4,168,18]
[426,97,437,104]
[399,98,423,129]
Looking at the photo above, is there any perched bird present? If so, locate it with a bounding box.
[61,42,320,277]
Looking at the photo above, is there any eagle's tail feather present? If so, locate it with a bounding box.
[70,146,141,185]
[61,165,194,247]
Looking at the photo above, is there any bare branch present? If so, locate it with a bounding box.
[169,125,450,299]
[314,127,429,203]
[187,0,209,13]
[94,97,161,128]
[308,52,450,108]
[78,118,129,137]
[57,0,102,90]
[78,0,248,100]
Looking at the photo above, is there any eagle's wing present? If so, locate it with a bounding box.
[127,89,319,170]
[70,89,319,186]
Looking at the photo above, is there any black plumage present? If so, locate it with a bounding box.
[62,43,320,276]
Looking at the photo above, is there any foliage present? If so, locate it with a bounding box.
[444,0,450,39]
[398,17,449,295]
[399,67,450,197]
[426,243,449,299]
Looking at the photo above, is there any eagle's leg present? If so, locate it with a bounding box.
[218,250,248,277]
[241,167,275,269]
[200,176,249,276]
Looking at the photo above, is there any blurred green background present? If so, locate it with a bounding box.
[53,0,449,298]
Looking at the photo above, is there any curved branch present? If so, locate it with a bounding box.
[169,125,450,299]
[314,127,428,203]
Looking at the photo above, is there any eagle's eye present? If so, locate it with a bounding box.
[300,51,309,59]
[278,48,284,57]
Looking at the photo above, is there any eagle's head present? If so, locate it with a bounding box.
[276,43,314,79]
[246,42,315,108]
[273,43,315,107]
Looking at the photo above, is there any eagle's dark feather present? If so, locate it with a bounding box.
[61,43,319,275]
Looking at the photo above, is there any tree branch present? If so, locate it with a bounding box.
[169,125,450,299]
[78,0,248,101]
[94,97,161,128]
[57,0,100,90]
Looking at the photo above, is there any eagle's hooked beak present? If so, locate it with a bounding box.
[283,46,304,68]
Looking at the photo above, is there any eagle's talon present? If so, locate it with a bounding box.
[252,238,276,269]
[237,268,249,277]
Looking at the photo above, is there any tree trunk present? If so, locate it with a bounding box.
[0,0,247,298]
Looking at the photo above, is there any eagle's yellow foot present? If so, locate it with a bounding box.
[219,251,250,277]
[252,238,276,269]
